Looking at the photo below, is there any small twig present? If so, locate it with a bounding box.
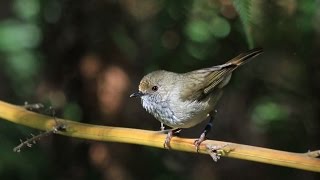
[13,121,66,153]
[13,103,66,152]
[13,130,53,152]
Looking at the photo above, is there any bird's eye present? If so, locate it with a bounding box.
[151,86,158,91]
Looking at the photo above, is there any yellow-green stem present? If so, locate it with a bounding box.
[0,100,319,172]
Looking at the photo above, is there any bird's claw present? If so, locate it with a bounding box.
[206,144,231,162]
[194,132,206,152]
[163,130,173,149]
[163,129,182,149]
[23,102,44,111]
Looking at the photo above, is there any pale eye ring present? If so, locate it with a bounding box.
[151,86,158,91]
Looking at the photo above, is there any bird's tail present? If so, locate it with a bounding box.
[201,47,263,92]
[226,48,263,66]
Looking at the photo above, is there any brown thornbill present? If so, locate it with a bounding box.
[130,48,263,151]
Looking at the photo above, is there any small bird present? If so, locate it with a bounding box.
[130,48,263,150]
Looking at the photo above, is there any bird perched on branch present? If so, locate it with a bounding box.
[130,48,263,151]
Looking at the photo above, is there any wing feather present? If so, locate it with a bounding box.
[180,48,263,101]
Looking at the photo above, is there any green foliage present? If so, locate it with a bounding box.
[232,0,254,48]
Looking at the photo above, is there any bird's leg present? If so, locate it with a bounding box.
[160,123,165,131]
[164,128,181,149]
[194,110,217,152]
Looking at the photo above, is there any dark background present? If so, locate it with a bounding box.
[0,0,319,179]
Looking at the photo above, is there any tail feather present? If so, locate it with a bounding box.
[227,47,263,66]
[202,47,263,94]
[182,48,263,101]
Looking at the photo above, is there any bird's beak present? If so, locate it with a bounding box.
[130,91,144,98]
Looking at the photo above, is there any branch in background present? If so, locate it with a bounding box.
[0,100,319,172]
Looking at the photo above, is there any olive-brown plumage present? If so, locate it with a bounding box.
[131,48,263,149]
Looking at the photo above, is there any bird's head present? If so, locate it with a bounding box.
[130,70,170,99]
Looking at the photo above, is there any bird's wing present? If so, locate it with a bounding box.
[180,48,263,101]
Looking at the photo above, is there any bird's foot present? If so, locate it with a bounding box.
[194,132,206,152]
[23,102,44,111]
[163,128,181,149]
[206,144,231,162]
[164,131,173,149]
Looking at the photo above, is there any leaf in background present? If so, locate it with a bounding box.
[232,0,254,48]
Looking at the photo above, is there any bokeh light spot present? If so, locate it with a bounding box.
[13,0,40,20]
[89,143,110,168]
[120,0,163,21]
[6,51,39,80]
[185,20,211,42]
[252,100,289,127]
[210,17,231,38]
[49,90,67,108]
[97,66,129,115]
[0,20,41,52]
[80,54,101,80]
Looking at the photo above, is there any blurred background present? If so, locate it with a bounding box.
[0,0,319,179]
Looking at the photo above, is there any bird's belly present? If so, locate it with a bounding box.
[142,99,211,128]
[141,94,215,129]
[158,110,209,129]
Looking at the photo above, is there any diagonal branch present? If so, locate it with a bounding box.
[0,100,319,172]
